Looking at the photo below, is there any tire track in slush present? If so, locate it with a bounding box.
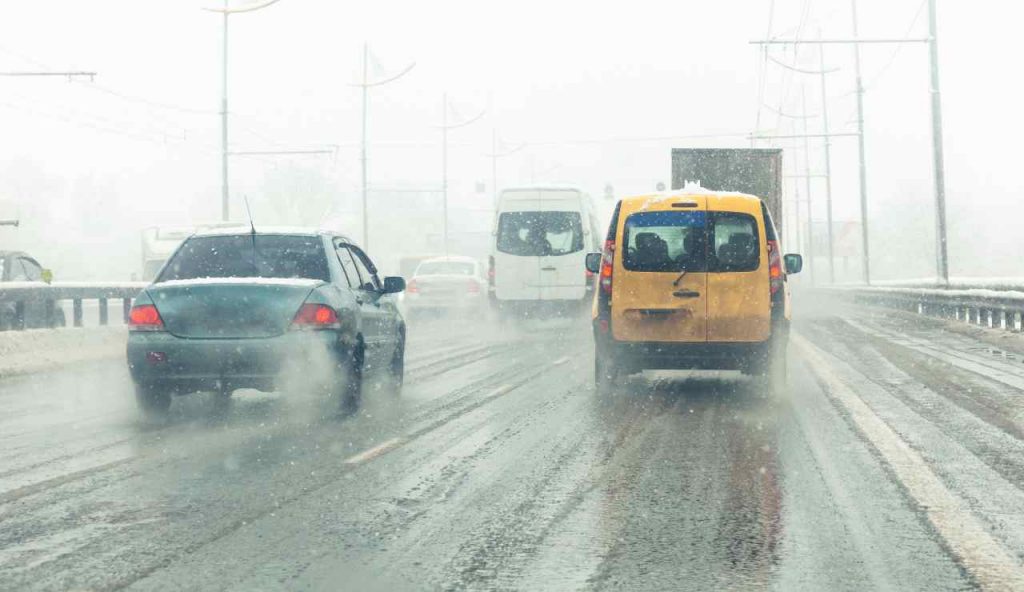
[796,334,1024,592]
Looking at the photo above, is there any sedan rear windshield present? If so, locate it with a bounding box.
[497,211,583,257]
[416,261,476,276]
[157,235,330,282]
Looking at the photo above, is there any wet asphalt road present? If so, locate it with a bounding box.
[3,296,1024,590]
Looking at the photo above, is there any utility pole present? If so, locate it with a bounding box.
[818,30,836,284]
[221,0,229,222]
[438,93,485,254]
[752,48,839,283]
[350,44,414,251]
[787,151,803,258]
[928,0,950,284]
[751,3,945,286]
[850,0,870,284]
[800,85,816,284]
[483,129,525,208]
[203,0,283,222]
[442,93,448,255]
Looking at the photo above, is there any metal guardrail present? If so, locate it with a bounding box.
[829,285,1024,332]
[0,282,147,330]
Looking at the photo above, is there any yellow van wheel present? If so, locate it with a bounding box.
[748,343,787,396]
[595,355,619,395]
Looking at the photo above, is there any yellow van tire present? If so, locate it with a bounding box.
[595,355,619,395]
[748,340,787,395]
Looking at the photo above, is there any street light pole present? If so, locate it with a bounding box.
[351,45,414,251]
[928,0,950,284]
[442,92,448,255]
[438,93,485,254]
[818,32,836,284]
[361,43,368,248]
[203,0,284,222]
[221,0,229,221]
[850,0,871,284]
[484,129,525,209]
[801,84,816,285]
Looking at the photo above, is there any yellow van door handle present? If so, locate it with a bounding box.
[672,290,701,298]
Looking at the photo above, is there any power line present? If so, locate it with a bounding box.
[862,0,928,91]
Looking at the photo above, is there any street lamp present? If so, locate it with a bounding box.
[203,0,284,222]
[350,44,415,251]
[438,93,484,254]
[482,129,525,208]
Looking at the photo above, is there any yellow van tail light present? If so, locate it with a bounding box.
[599,239,615,295]
[768,240,784,295]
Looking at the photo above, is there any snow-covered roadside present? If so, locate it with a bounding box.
[0,326,127,378]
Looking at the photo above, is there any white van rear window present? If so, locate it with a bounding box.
[497,211,583,257]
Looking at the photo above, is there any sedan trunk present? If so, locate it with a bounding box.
[146,279,319,339]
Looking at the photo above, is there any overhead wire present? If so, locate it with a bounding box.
[862,0,928,91]
[0,43,326,158]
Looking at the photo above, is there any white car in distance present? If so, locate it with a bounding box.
[404,256,488,319]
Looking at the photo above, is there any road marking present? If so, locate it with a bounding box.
[0,456,136,504]
[343,437,403,466]
[551,356,570,366]
[794,333,1024,591]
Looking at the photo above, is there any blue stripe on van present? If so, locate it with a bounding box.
[626,211,706,227]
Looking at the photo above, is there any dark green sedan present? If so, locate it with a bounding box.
[126,228,406,417]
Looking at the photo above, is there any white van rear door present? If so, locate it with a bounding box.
[537,208,587,300]
[494,190,542,301]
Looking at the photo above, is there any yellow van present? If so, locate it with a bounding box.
[584,191,802,392]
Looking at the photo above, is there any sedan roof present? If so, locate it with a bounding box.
[191,225,354,243]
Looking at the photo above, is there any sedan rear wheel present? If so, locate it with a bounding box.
[337,346,364,413]
[387,331,405,395]
[134,383,171,418]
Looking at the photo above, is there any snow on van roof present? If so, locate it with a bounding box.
[627,182,761,211]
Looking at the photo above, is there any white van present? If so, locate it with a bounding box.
[489,186,601,310]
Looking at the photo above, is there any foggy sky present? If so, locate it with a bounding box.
[0,0,1020,281]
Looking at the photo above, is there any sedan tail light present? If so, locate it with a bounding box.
[291,303,341,330]
[406,279,419,294]
[128,304,164,332]
[467,281,481,294]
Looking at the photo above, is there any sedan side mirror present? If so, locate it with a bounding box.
[783,254,803,275]
[585,252,601,274]
[382,276,406,294]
